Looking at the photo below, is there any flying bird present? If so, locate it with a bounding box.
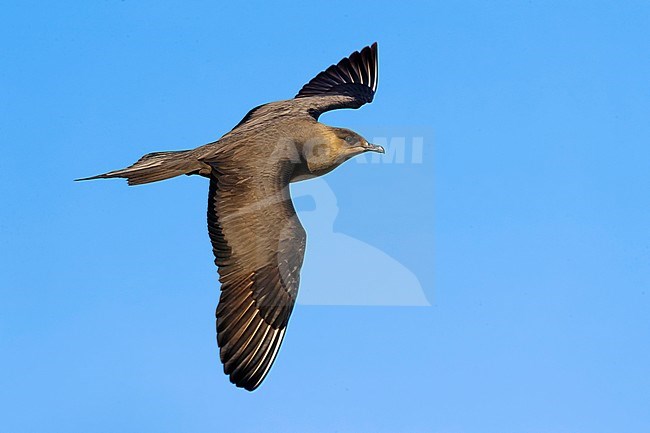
[78,43,383,391]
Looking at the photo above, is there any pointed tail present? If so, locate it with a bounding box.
[76,150,204,186]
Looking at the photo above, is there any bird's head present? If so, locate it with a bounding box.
[299,126,384,177]
[331,128,385,157]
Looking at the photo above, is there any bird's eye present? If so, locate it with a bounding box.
[345,136,357,145]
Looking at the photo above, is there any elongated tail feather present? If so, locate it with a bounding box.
[76,150,205,185]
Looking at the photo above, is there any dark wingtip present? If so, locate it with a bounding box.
[232,378,259,392]
[295,42,379,99]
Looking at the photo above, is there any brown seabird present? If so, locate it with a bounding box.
[78,43,383,391]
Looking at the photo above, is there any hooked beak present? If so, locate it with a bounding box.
[364,143,385,154]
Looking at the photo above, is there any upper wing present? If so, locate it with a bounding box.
[206,154,306,391]
[294,43,378,118]
[218,43,378,132]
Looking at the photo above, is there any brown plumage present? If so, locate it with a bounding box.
[77,43,383,391]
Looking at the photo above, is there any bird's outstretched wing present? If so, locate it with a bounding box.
[294,43,378,118]
[206,155,306,391]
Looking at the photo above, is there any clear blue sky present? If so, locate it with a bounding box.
[1,1,649,432]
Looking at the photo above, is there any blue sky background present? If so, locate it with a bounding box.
[1,1,649,432]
